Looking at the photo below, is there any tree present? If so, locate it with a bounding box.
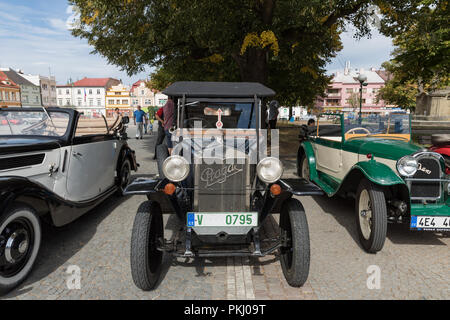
[69,0,428,106]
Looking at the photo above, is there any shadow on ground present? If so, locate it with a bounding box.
[312,195,448,250]
[2,194,129,299]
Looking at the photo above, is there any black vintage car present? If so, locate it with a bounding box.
[125,81,323,289]
[0,107,137,294]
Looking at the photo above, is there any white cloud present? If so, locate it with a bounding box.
[48,18,68,31]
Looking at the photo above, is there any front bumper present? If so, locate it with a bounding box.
[410,203,450,216]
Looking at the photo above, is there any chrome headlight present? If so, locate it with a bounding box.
[257,157,283,183]
[397,156,418,177]
[162,155,190,182]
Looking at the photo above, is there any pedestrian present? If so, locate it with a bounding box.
[153,107,165,159]
[307,118,316,127]
[114,107,121,119]
[148,118,154,135]
[267,100,279,129]
[163,98,175,155]
[133,105,147,140]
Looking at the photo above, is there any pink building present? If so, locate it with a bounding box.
[317,65,393,112]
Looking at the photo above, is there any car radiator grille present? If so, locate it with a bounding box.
[0,154,45,171]
[194,159,249,212]
[410,156,441,199]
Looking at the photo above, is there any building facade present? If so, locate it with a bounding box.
[0,71,21,108]
[316,64,393,112]
[2,69,41,107]
[57,77,120,116]
[21,74,57,107]
[105,83,132,117]
[130,80,155,108]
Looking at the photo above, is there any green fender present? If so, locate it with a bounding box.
[299,141,318,181]
[351,160,405,186]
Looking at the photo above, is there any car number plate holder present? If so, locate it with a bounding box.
[410,216,450,231]
[187,212,258,227]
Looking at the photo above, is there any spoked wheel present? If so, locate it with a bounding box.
[279,198,310,287]
[130,201,164,291]
[355,179,387,253]
[0,205,41,294]
[118,158,131,195]
[298,154,310,181]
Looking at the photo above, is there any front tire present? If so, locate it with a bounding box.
[130,201,164,291]
[298,153,310,180]
[0,205,41,295]
[279,199,310,287]
[355,179,387,253]
[118,158,132,195]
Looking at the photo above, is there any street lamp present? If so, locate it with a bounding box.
[357,74,368,120]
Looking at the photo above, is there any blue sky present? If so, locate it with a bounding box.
[0,1,393,86]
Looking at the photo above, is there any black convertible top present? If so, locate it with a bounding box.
[162,81,276,98]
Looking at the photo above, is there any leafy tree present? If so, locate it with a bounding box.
[69,0,430,106]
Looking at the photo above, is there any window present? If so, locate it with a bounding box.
[89,89,92,94]
[141,90,145,95]
[97,89,101,95]
[89,99,94,106]
[122,99,128,105]
[58,89,62,95]
[51,86,55,91]
[36,96,40,103]
[78,89,81,95]
[24,95,29,103]
[346,88,353,94]
[42,84,48,90]
[58,99,63,105]
[5,92,9,101]
[66,89,70,95]
[66,99,71,105]
[115,92,121,95]
[362,88,367,93]
[159,99,167,105]
[145,99,151,105]
[116,99,121,104]
[78,99,82,106]
[108,99,115,105]
[97,99,102,106]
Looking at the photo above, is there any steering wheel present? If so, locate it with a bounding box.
[184,117,214,129]
[345,127,371,135]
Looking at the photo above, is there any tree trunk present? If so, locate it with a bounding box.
[234,48,268,84]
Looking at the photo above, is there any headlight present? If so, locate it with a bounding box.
[397,156,418,177]
[162,156,190,182]
[257,157,283,183]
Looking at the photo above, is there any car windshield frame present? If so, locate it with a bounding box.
[316,112,411,142]
[0,108,73,139]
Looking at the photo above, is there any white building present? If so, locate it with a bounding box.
[57,77,120,116]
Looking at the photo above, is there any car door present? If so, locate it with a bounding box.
[312,117,344,179]
[65,116,117,202]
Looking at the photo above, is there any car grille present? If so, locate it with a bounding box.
[194,158,249,212]
[0,153,46,171]
[410,155,441,199]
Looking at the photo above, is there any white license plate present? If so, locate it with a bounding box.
[187,212,258,227]
[411,216,450,230]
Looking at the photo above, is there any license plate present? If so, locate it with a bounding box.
[187,212,258,227]
[411,216,450,231]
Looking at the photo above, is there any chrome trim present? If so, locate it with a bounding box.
[407,151,444,201]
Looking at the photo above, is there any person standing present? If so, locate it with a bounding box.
[153,107,165,159]
[267,100,279,129]
[163,98,175,154]
[133,105,147,139]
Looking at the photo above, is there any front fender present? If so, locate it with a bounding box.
[300,141,318,181]
[351,161,405,186]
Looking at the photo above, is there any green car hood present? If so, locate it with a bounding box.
[344,138,423,160]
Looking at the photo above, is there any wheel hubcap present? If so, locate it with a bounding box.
[0,217,34,277]
[359,190,372,240]
[302,158,310,180]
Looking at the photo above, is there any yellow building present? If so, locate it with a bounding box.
[0,71,21,108]
[105,83,132,117]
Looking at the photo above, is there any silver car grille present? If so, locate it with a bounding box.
[194,157,250,212]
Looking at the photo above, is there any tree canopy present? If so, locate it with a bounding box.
[70,0,443,106]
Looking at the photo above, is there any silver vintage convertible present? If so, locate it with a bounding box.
[0,107,138,294]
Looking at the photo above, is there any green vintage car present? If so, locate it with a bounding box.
[297,112,450,253]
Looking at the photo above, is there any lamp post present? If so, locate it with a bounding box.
[357,74,368,120]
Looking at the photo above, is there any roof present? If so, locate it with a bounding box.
[3,70,36,87]
[332,69,385,84]
[72,77,119,87]
[162,81,276,98]
[0,71,19,89]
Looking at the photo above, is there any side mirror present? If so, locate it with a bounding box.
[122,116,130,124]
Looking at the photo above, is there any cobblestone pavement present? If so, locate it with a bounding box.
[3,125,449,300]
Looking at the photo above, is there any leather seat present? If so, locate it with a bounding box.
[431,134,450,146]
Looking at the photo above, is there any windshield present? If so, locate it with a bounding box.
[0,110,70,137]
[343,113,411,140]
[183,102,255,129]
